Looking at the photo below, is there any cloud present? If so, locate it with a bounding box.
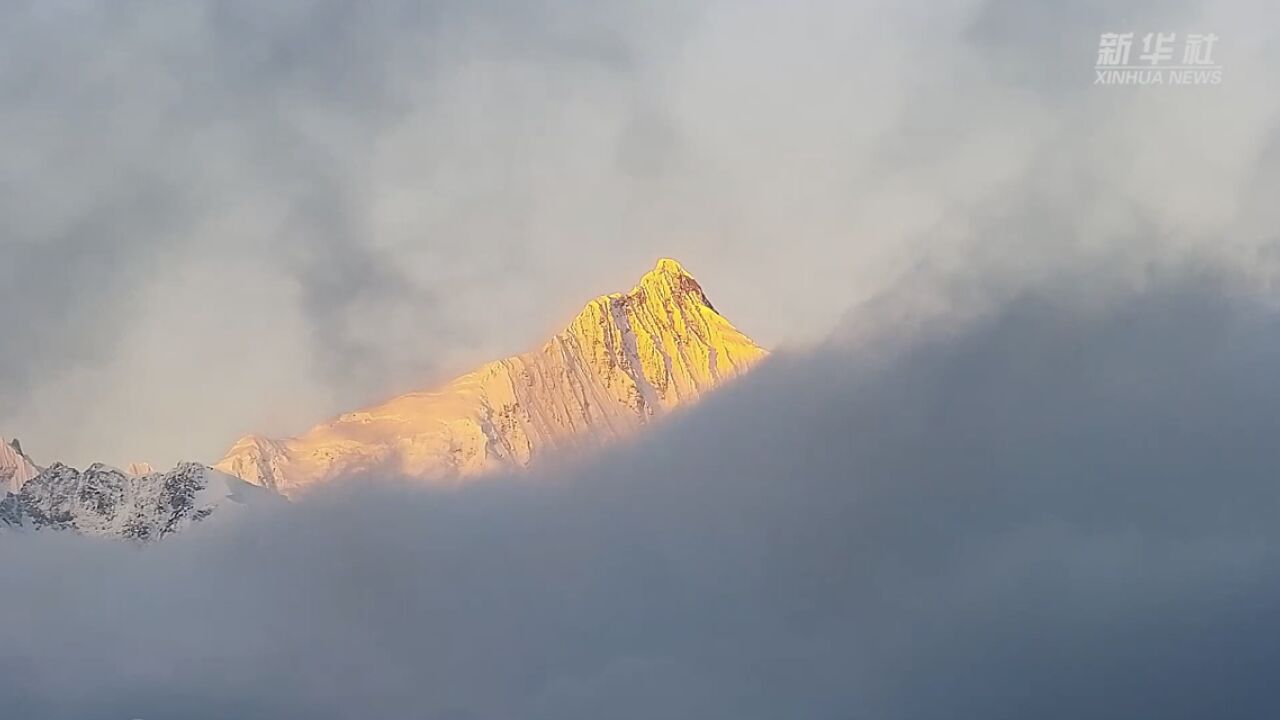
[3,262,1280,718]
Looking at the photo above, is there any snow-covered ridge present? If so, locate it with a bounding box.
[0,460,282,541]
[216,258,769,496]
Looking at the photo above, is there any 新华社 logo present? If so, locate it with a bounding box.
[1094,32,1222,85]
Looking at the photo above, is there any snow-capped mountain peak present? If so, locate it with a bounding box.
[215,258,768,496]
[0,437,40,494]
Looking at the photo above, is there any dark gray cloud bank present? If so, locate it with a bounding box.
[4,263,1280,719]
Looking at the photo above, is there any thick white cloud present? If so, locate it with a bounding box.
[3,263,1280,718]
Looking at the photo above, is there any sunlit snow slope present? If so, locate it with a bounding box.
[215,259,767,496]
[0,438,39,494]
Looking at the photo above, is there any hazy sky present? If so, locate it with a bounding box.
[2,0,1279,469]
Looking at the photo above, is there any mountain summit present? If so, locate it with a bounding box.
[215,259,767,496]
[0,437,40,494]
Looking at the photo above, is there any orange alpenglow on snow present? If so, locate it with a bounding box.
[214,259,768,496]
[0,437,40,494]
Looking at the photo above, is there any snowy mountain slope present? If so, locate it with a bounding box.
[0,461,282,541]
[216,258,768,496]
[0,437,39,494]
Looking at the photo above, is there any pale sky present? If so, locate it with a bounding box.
[2,0,1278,468]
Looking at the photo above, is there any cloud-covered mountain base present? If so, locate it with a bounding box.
[4,268,1280,719]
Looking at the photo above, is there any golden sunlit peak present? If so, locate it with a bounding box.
[651,257,691,277]
[213,255,766,496]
